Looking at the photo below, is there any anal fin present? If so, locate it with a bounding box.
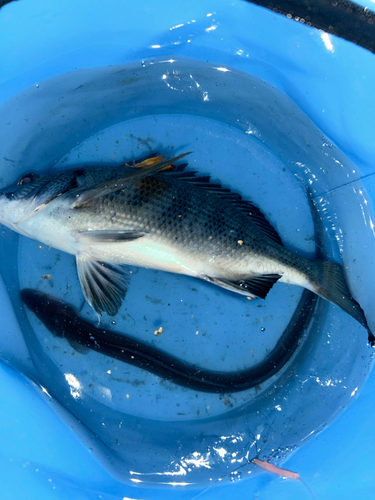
[76,252,130,316]
[204,274,281,299]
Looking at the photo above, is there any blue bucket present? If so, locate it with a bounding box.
[0,1,374,499]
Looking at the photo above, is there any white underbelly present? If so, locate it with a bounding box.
[79,237,207,278]
[18,210,313,289]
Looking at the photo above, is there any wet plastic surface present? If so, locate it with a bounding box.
[0,0,375,499]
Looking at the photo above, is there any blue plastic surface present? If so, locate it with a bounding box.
[0,0,375,499]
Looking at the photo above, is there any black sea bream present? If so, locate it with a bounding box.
[0,153,371,340]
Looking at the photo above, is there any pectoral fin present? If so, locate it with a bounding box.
[76,252,130,316]
[79,230,146,243]
[204,274,281,299]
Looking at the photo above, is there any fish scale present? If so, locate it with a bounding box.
[86,175,267,270]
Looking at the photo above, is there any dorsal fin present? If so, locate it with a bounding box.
[70,152,283,246]
[163,168,284,246]
[71,152,192,209]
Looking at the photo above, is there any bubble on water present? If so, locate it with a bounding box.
[229,470,242,482]
[321,135,333,148]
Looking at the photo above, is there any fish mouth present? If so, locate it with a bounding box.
[0,175,46,202]
[0,181,48,234]
[0,186,18,199]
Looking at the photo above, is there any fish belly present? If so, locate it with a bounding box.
[78,237,214,278]
[80,235,313,292]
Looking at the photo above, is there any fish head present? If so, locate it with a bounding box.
[0,169,83,235]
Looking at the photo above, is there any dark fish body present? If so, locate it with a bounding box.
[0,153,372,340]
[20,288,317,393]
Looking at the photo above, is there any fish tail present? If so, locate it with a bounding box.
[312,260,374,342]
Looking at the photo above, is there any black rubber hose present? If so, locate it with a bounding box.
[244,0,375,54]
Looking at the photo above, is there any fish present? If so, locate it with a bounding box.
[0,152,372,343]
[20,287,317,393]
[19,178,323,392]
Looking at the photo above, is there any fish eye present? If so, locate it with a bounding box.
[18,173,38,185]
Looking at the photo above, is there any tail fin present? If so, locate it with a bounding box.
[313,260,374,344]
